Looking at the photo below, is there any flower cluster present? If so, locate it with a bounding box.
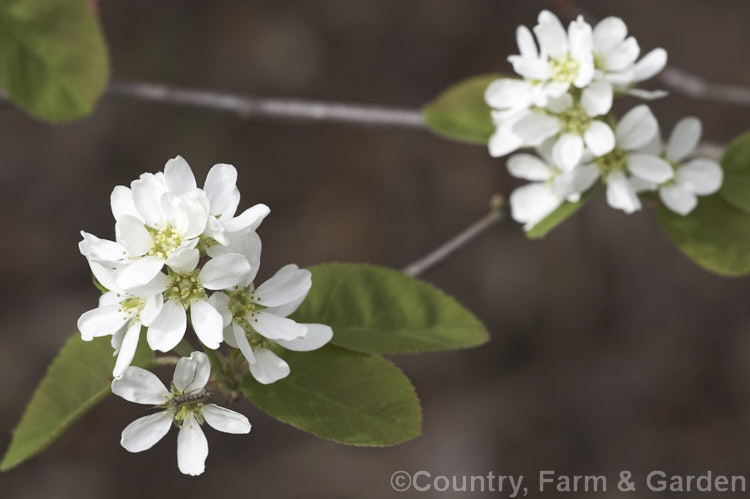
[485,10,723,229]
[77,156,333,381]
[113,352,251,476]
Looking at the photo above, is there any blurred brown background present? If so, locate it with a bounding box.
[3,0,750,497]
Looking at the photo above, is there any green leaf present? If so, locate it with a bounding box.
[0,0,109,123]
[1,333,154,471]
[291,263,489,354]
[422,74,505,144]
[241,345,421,446]
[720,131,750,212]
[526,193,591,239]
[659,195,750,277]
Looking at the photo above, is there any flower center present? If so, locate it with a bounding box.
[226,289,271,349]
[559,105,591,135]
[595,147,628,178]
[165,270,206,308]
[147,225,183,259]
[550,54,580,83]
[118,296,146,321]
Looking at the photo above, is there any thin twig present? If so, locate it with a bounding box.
[402,194,506,277]
[108,80,425,129]
[658,67,750,107]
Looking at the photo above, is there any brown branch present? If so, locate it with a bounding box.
[108,80,425,129]
[402,194,506,277]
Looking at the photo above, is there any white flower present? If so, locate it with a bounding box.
[512,88,615,169]
[591,16,667,98]
[111,352,251,476]
[648,118,722,215]
[207,233,333,384]
[508,11,595,105]
[81,161,212,290]
[576,104,674,213]
[146,252,252,353]
[77,262,166,376]
[507,143,599,230]
[147,156,271,246]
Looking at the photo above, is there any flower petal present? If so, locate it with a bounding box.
[254,264,311,308]
[166,247,199,273]
[581,79,613,117]
[252,311,308,341]
[113,321,142,377]
[507,153,553,181]
[111,366,170,404]
[485,78,533,110]
[177,414,208,476]
[605,171,641,213]
[114,256,165,290]
[173,351,211,394]
[679,158,723,195]
[79,232,127,263]
[164,156,197,195]
[512,112,560,146]
[552,163,600,198]
[633,48,667,82]
[627,153,674,184]
[488,127,524,158]
[666,117,701,163]
[115,216,153,256]
[131,173,167,228]
[141,293,164,326]
[593,17,627,55]
[568,16,593,60]
[276,324,333,352]
[516,25,538,59]
[583,120,616,157]
[660,184,698,215]
[509,183,563,230]
[199,253,252,290]
[202,404,252,434]
[602,36,639,72]
[249,349,291,385]
[207,292,232,327]
[222,204,271,233]
[204,163,238,216]
[120,412,172,453]
[78,305,128,341]
[534,10,567,58]
[615,104,658,150]
[551,133,584,171]
[190,300,223,350]
[147,300,187,352]
[232,322,256,364]
[111,186,140,222]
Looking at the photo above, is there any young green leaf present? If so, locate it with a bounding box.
[1,333,154,471]
[0,0,109,123]
[719,131,750,213]
[526,193,591,239]
[241,345,421,446]
[659,195,750,277]
[290,263,489,354]
[422,74,505,144]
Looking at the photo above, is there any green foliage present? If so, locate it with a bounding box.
[526,194,591,239]
[422,74,504,144]
[0,0,109,122]
[1,334,154,471]
[291,263,489,354]
[719,131,750,213]
[659,195,750,277]
[242,345,421,446]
